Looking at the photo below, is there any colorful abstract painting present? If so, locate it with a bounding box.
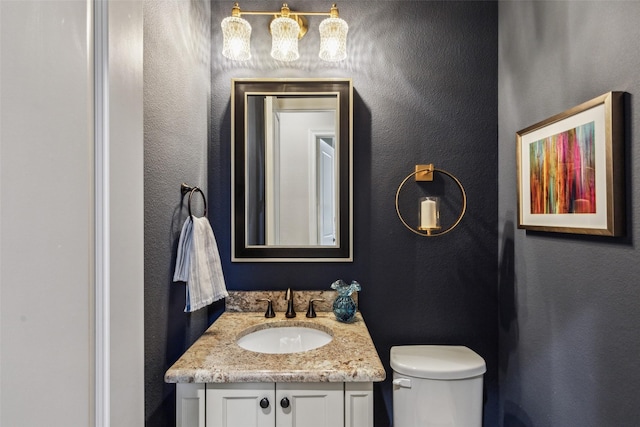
[528,121,596,214]
[517,92,624,235]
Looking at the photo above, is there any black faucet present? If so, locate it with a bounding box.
[285,288,296,318]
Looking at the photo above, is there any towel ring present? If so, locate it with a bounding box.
[180,183,208,217]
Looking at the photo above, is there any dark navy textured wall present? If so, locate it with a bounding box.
[209,1,498,426]
[144,1,216,424]
[145,1,498,426]
[498,2,640,426]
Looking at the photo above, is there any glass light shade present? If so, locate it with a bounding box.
[419,196,440,230]
[319,17,348,61]
[270,17,300,62]
[221,16,252,60]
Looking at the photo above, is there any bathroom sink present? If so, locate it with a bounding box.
[237,325,332,354]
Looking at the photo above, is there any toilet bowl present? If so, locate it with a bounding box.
[391,345,486,427]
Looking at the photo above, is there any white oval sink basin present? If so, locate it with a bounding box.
[237,326,332,354]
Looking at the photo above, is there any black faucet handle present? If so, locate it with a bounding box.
[306,298,325,318]
[285,288,296,318]
[257,298,275,318]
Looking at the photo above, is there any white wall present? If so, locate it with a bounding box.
[0,1,143,426]
[1,1,94,424]
[277,111,334,245]
[107,1,144,425]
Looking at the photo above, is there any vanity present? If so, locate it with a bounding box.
[165,78,377,426]
[165,291,386,427]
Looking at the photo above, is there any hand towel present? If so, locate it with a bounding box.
[173,216,228,312]
[173,217,193,282]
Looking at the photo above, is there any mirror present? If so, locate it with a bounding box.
[232,78,352,261]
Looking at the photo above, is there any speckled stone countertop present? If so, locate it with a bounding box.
[164,291,386,384]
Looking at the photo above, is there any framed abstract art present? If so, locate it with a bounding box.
[517,92,625,236]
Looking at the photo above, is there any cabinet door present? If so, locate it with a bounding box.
[275,382,344,427]
[206,383,275,427]
[176,383,205,427]
[345,383,373,427]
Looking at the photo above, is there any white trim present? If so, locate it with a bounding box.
[94,0,110,426]
[264,96,276,245]
[307,130,318,245]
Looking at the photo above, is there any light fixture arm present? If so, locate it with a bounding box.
[230,2,340,19]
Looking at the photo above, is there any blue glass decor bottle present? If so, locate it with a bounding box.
[331,280,361,323]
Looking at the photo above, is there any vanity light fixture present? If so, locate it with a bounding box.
[395,164,467,237]
[221,3,348,62]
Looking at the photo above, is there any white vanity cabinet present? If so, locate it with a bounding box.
[176,382,373,427]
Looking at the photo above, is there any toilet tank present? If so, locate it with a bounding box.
[391,345,486,427]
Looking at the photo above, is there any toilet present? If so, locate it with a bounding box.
[391,345,486,427]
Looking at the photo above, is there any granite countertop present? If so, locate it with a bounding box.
[165,291,386,384]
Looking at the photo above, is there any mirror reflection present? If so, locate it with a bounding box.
[232,79,352,261]
[246,95,338,247]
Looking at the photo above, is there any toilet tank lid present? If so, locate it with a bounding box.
[390,345,486,380]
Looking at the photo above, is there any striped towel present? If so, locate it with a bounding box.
[174,216,228,312]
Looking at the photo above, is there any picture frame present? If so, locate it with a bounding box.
[517,92,625,236]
